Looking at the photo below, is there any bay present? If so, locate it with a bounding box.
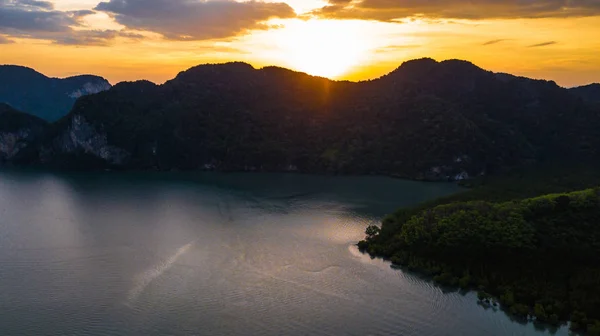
[0,170,569,335]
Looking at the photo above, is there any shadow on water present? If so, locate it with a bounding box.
[0,168,463,219]
[372,251,572,336]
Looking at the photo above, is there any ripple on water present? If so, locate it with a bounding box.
[0,171,568,336]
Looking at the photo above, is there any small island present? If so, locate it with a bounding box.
[360,174,600,335]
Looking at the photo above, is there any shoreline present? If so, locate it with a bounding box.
[0,164,469,184]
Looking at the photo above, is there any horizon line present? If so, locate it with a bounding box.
[3,59,599,89]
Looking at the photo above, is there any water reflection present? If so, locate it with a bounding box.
[0,170,570,335]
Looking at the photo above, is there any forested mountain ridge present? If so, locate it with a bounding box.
[0,65,111,121]
[8,59,600,180]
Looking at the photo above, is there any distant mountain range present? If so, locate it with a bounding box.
[1,59,599,180]
[0,65,111,121]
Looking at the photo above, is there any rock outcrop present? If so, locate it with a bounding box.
[0,103,47,162]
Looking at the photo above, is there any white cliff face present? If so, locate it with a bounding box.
[46,115,129,165]
[68,81,111,99]
[427,154,474,181]
[454,171,470,181]
[0,129,30,160]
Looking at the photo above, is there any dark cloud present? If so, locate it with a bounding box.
[0,0,140,45]
[528,41,558,47]
[0,0,80,32]
[95,0,297,40]
[17,0,53,10]
[311,0,600,20]
[483,39,507,45]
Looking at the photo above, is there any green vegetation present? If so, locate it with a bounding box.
[21,59,600,178]
[360,172,600,334]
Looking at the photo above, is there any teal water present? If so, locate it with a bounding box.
[0,170,569,335]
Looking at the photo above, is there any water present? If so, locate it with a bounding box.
[0,170,569,336]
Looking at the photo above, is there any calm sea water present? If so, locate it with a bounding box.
[0,170,569,336]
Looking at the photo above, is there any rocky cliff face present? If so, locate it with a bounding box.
[0,104,47,163]
[0,129,31,161]
[68,81,112,99]
[40,115,129,165]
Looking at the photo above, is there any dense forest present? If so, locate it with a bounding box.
[359,169,600,334]
[6,58,599,180]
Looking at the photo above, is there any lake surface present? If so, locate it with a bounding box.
[0,170,570,336]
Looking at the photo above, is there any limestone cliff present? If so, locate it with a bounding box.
[0,104,47,162]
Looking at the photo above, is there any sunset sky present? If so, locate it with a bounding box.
[1,0,599,87]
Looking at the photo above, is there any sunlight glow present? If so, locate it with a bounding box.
[2,0,600,87]
[274,20,372,78]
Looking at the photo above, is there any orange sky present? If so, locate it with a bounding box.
[1,0,599,87]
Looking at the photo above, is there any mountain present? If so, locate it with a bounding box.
[570,83,600,105]
[13,58,600,179]
[0,65,111,121]
[0,103,47,163]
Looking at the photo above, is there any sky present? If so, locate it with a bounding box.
[1,0,599,87]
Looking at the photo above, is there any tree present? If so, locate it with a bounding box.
[365,225,381,239]
[500,289,515,306]
[534,303,548,321]
[477,290,490,301]
[510,304,530,318]
[588,320,600,336]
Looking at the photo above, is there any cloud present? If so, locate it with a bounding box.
[528,41,558,47]
[311,0,600,21]
[375,44,420,53]
[0,0,141,45]
[0,34,14,43]
[483,39,507,45]
[95,0,297,40]
[53,29,145,46]
[0,0,82,33]
[69,9,96,19]
[17,0,52,10]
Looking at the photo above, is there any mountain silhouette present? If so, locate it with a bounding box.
[7,58,600,179]
[0,65,111,121]
[570,83,600,105]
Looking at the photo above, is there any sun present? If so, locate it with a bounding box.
[275,20,370,79]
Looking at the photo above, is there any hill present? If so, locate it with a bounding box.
[0,65,111,121]
[28,58,600,179]
[570,83,600,105]
[359,181,600,334]
[0,103,47,163]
